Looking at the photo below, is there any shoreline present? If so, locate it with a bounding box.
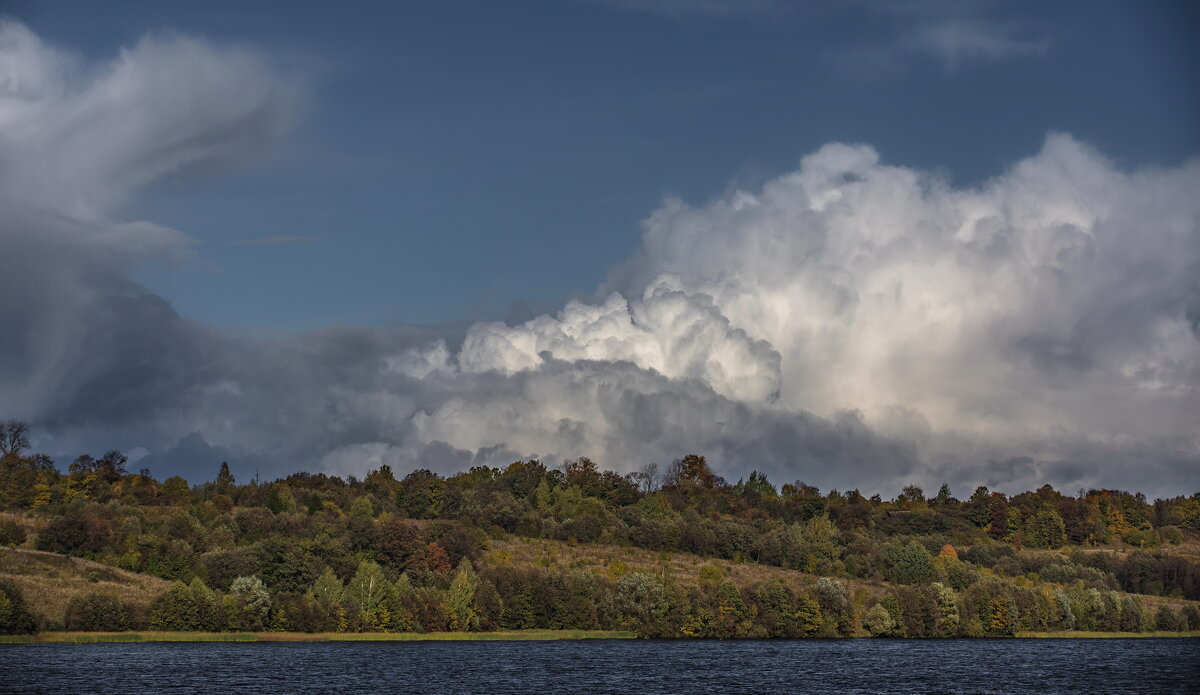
[3,630,1199,644]
[0,630,635,644]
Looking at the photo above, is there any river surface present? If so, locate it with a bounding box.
[1,638,1197,694]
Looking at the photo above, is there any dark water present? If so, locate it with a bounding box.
[2,639,1198,694]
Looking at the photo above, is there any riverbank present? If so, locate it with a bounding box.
[5,629,1199,644]
[0,630,635,644]
[1017,630,1200,638]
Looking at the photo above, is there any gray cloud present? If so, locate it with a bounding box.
[578,0,790,19]
[1,21,1196,498]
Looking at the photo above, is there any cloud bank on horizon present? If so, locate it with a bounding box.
[1,21,1197,496]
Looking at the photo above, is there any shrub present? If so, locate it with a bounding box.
[64,592,133,631]
[0,520,26,546]
[0,579,36,634]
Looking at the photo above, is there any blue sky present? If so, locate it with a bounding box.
[14,0,1200,332]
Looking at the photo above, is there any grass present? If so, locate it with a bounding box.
[1018,630,1200,639]
[326,630,633,641]
[0,547,172,628]
[2,630,634,644]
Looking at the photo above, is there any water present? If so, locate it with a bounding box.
[1,639,1197,694]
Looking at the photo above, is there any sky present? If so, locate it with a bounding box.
[1,0,1198,497]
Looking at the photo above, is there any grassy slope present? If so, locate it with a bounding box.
[0,547,172,628]
[487,536,877,590]
[485,536,1200,613]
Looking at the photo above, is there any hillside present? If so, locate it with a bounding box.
[486,535,1200,613]
[0,547,172,629]
[2,449,1200,637]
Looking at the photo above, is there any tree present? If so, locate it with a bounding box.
[864,602,897,637]
[266,484,297,514]
[813,577,850,636]
[932,582,960,636]
[0,421,30,458]
[65,592,132,631]
[307,567,345,605]
[229,576,272,631]
[347,560,389,612]
[94,450,127,486]
[881,540,935,585]
[1155,604,1181,632]
[349,496,375,519]
[444,558,480,631]
[1023,509,1067,549]
[633,462,660,494]
[0,579,36,634]
[663,455,720,490]
[161,476,191,505]
[617,573,667,637]
[897,484,925,506]
[149,579,223,631]
[215,462,236,494]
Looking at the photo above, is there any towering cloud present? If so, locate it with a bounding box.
[1,21,1197,496]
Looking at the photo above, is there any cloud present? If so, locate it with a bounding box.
[828,3,1051,76]
[0,18,301,434]
[905,19,1048,69]
[1,22,1197,497]
[578,0,790,19]
[229,235,318,247]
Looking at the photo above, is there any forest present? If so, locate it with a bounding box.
[2,419,1199,639]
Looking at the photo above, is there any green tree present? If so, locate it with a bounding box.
[864,602,897,637]
[444,558,480,631]
[349,496,375,519]
[1155,604,1181,631]
[0,579,36,634]
[347,560,394,630]
[812,577,851,636]
[149,583,195,630]
[307,567,345,605]
[266,484,297,514]
[214,462,236,494]
[229,575,272,631]
[617,573,667,637]
[881,540,935,585]
[64,592,132,631]
[932,582,960,636]
[1023,509,1067,549]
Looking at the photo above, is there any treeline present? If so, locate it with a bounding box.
[10,555,1200,639]
[2,420,1200,637]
